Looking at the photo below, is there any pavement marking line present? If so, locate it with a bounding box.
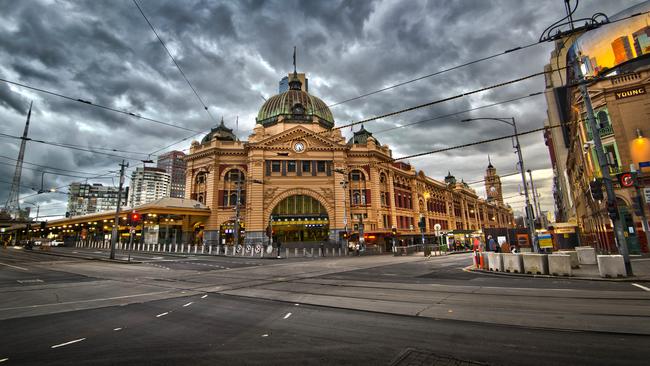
[156,312,169,318]
[261,334,268,337]
[0,290,172,312]
[632,283,650,292]
[183,302,193,307]
[0,262,29,271]
[0,358,8,363]
[113,328,122,331]
[201,295,208,299]
[51,338,86,349]
[283,312,292,319]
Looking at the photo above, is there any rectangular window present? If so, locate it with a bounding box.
[317,161,326,173]
[302,161,311,173]
[287,161,296,173]
[271,161,280,173]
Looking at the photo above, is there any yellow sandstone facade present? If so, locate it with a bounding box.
[185,72,513,249]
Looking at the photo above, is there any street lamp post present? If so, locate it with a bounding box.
[461,117,539,252]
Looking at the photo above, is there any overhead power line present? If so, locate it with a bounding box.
[322,8,650,112]
[0,154,112,176]
[133,0,217,124]
[0,77,201,133]
[0,160,116,179]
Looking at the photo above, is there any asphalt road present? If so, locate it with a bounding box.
[1,247,649,365]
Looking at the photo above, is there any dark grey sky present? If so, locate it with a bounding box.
[0,0,641,219]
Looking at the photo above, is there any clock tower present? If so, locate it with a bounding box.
[484,156,503,204]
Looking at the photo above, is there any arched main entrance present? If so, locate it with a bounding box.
[270,194,329,243]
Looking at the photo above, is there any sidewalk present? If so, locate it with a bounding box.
[468,254,650,282]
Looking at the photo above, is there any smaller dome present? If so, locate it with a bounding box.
[201,118,236,144]
[347,124,380,145]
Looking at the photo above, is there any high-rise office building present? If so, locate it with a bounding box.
[128,167,171,207]
[612,36,634,64]
[67,183,128,217]
[633,26,650,57]
[157,150,186,198]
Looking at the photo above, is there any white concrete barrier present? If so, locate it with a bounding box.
[522,253,549,275]
[576,246,597,265]
[503,253,523,273]
[548,254,572,276]
[597,255,627,278]
[557,250,579,268]
[487,252,503,272]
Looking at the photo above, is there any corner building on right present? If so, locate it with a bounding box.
[544,1,650,254]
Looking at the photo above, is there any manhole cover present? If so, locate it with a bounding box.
[390,348,489,366]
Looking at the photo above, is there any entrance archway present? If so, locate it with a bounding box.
[270,194,329,243]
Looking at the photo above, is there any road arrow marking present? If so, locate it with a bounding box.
[51,338,86,349]
[632,283,650,292]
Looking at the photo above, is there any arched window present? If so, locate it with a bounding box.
[193,172,207,204]
[222,169,245,207]
[380,172,389,207]
[349,169,368,206]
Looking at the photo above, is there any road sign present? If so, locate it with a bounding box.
[618,172,634,188]
[255,244,262,253]
[539,234,553,249]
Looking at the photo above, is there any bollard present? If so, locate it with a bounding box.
[310,248,314,257]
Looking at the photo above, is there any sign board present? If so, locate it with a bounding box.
[614,86,646,100]
[644,188,650,203]
[618,172,634,188]
[539,234,553,249]
[553,227,576,234]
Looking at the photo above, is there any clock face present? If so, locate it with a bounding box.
[489,186,497,193]
[293,141,305,153]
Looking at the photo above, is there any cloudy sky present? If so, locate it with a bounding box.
[0,0,642,219]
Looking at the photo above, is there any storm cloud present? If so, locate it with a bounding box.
[0,0,640,219]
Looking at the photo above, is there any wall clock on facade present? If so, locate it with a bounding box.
[489,186,497,194]
[293,141,305,153]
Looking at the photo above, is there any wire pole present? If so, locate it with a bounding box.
[110,160,129,260]
[233,170,242,251]
[574,62,632,275]
[512,119,538,252]
[527,169,543,225]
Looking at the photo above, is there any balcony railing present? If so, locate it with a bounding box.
[586,124,614,140]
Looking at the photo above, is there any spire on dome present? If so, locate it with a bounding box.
[487,154,494,169]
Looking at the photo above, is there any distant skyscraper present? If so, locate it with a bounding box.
[157,150,186,198]
[632,26,650,57]
[279,73,308,93]
[279,76,289,93]
[611,36,634,64]
[67,183,128,217]
[128,167,170,207]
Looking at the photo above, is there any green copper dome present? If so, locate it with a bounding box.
[256,74,334,129]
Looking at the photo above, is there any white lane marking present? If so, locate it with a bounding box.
[294,303,300,306]
[261,334,268,337]
[51,338,86,349]
[632,283,650,292]
[283,312,292,319]
[0,262,28,271]
[183,302,193,307]
[156,312,169,317]
[201,294,208,299]
[0,358,8,363]
[113,328,122,331]
[0,290,171,312]
[17,279,43,284]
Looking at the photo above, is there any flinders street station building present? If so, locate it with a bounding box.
[185,71,514,250]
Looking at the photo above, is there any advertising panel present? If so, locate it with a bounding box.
[571,2,650,77]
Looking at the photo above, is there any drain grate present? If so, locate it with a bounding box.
[390,348,489,366]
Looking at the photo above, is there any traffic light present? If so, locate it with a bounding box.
[342,231,348,239]
[128,211,142,226]
[40,222,46,230]
[265,225,274,238]
[418,216,426,230]
[606,201,619,220]
[589,179,604,201]
[391,227,397,236]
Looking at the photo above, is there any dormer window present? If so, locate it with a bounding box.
[292,103,305,115]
